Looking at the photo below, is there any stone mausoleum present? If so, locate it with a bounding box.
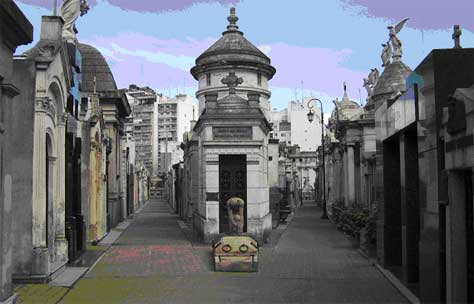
[189,8,276,242]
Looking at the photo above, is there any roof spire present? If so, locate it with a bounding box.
[342,81,350,103]
[227,7,239,32]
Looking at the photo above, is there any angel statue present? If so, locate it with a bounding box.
[381,43,392,67]
[368,68,379,87]
[363,68,380,97]
[60,0,90,41]
[387,18,409,60]
[363,78,371,96]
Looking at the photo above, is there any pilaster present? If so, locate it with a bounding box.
[347,144,356,206]
[32,101,47,248]
[54,113,68,261]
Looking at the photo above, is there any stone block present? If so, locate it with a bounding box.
[31,247,49,276]
[247,187,269,205]
[247,212,272,243]
[247,171,263,187]
[205,170,218,189]
[206,201,219,220]
[246,201,269,219]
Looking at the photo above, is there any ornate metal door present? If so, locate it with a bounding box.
[219,155,246,234]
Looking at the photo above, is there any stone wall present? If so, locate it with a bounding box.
[10,59,37,275]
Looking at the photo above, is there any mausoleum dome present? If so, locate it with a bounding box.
[332,85,363,121]
[78,43,118,95]
[372,60,412,97]
[190,8,276,80]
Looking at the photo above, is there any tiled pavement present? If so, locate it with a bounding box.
[59,199,409,304]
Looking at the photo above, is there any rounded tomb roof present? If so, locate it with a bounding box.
[191,8,276,80]
[78,43,118,94]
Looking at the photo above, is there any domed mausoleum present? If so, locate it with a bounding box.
[332,83,363,122]
[77,43,131,240]
[191,7,276,118]
[187,8,275,243]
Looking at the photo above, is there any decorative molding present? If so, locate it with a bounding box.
[59,113,68,125]
[0,83,20,98]
[35,97,56,117]
[38,45,56,58]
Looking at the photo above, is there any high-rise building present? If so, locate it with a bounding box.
[157,94,196,173]
[125,85,157,175]
[269,108,290,143]
[269,99,322,151]
[288,99,322,152]
[268,98,322,192]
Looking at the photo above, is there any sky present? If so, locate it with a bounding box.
[15,0,474,112]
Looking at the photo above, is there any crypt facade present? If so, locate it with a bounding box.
[188,8,276,242]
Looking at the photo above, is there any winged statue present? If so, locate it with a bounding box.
[387,18,409,59]
[363,68,380,97]
[60,0,89,41]
[381,43,391,67]
[368,68,379,86]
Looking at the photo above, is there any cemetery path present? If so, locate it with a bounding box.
[61,199,408,304]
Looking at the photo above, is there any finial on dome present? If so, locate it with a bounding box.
[342,82,350,102]
[227,7,239,31]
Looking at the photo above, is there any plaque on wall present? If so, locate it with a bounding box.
[213,126,252,140]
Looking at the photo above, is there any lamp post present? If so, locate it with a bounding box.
[307,98,328,219]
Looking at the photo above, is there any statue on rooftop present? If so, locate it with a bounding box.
[60,0,89,41]
[387,18,409,61]
[381,43,391,67]
[363,68,379,97]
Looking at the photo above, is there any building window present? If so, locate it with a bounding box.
[257,73,262,86]
[206,73,211,86]
[269,156,273,161]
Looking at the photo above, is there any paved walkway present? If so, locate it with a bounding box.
[61,199,408,304]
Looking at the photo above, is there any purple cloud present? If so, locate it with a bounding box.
[105,0,237,12]
[342,0,474,31]
[17,0,97,8]
[17,0,236,12]
[80,33,217,89]
[268,43,366,100]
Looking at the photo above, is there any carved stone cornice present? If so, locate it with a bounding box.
[0,83,20,98]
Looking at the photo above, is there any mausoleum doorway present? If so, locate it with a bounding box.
[219,154,247,233]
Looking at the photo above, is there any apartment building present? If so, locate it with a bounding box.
[125,85,157,175]
[157,94,196,173]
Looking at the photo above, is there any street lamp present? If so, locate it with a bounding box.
[307,98,328,219]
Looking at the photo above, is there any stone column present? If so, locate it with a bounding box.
[32,100,49,275]
[347,144,356,206]
[54,113,68,262]
[88,139,98,241]
[32,101,47,248]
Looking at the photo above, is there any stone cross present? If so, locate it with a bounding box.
[452,25,462,49]
[221,71,243,95]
